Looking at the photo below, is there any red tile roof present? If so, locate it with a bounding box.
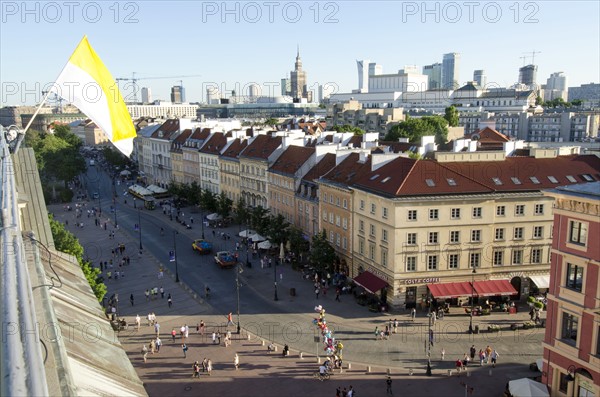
[269,146,314,175]
[352,154,600,197]
[240,135,282,160]
[221,138,248,159]
[467,126,510,142]
[151,119,180,139]
[200,132,227,155]
[301,153,337,183]
[320,153,373,188]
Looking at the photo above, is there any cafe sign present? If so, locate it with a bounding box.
[404,277,440,285]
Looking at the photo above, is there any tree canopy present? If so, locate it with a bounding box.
[332,124,365,136]
[309,230,336,273]
[444,106,459,127]
[384,115,449,145]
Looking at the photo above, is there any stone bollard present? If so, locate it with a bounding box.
[317,357,321,364]
[489,369,493,376]
[274,346,278,352]
[348,363,351,370]
[367,366,371,373]
[261,340,265,346]
[247,334,251,341]
[387,368,391,375]
[299,352,304,359]
[448,369,452,377]
[193,293,197,299]
[467,369,471,377]
[409,369,413,376]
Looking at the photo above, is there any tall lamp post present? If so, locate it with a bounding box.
[133,197,137,209]
[137,207,143,250]
[113,201,118,228]
[274,242,283,301]
[426,290,432,376]
[200,208,205,239]
[469,267,477,334]
[173,230,180,283]
[236,263,241,334]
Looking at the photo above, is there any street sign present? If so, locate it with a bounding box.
[169,250,175,262]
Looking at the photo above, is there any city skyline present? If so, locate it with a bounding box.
[1,1,599,106]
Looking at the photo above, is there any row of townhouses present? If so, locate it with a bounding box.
[134,119,600,309]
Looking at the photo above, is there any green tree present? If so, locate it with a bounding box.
[288,226,309,258]
[102,146,130,169]
[571,99,583,107]
[444,105,459,127]
[535,96,544,106]
[234,198,249,226]
[199,189,217,213]
[264,118,279,128]
[384,115,448,145]
[332,124,365,135]
[53,124,82,148]
[309,230,336,273]
[216,192,233,218]
[266,214,290,246]
[49,214,106,301]
[249,205,270,235]
[188,181,202,206]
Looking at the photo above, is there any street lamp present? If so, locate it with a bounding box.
[275,242,283,301]
[173,230,179,283]
[426,290,432,376]
[137,207,143,250]
[133,197,136,209]
[113,201,118,228]
[200,207,205,239]
[469,267,477,334]
[236,263,241,334]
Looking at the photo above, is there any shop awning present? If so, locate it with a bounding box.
[353,271,388,294]
[428,282,473,299]
[473,279,517,296]
[529,275,550,289]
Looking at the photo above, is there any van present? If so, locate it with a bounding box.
[90,159,95,166]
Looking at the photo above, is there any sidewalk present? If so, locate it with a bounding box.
[49,200,541,396]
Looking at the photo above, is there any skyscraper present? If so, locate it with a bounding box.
[141,87,152,104]
[356,60,369,93]
[473,70,487,88]
[290,46,310,102]
[423,63,442,89]
[543,72,568,101]
[442,53,460,89]
[171,85,186,103]
[518,65,538,87]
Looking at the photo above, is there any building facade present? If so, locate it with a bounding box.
[542,182,600,397]
[239,134,283,208]
[220,137,248,203]
[442,53,460,89]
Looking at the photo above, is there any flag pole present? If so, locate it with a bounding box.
[21,90,53,135]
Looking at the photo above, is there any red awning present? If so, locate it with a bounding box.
[353,271,389,294]
[473,279,517,296]
[428,282,473,299]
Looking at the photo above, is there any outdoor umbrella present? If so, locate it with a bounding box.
[508,378,549,397]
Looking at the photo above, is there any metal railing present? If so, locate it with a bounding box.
[0,126,50,396]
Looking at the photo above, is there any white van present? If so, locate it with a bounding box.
[89,159,95,166]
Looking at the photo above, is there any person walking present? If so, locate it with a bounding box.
[386,376,393,395]
[478,349,485,366]
[491,349,499,368]
[199,320,205,336]
[130,293,134,306]
[470,345,476,361]
[207,359,213,376]
[485,345,492,364]
[155,336,162,353]
[154,322,160,336]
[202,358,208,372]
[135,314,141,331]
[315,287,320,299]
[182,343,188,358]
[141,344,148,363]
[335,288,341,302]
[160,286,164,299]
[411,307,416,321]
[234,353,239,370]
[212,331,217,344]
[171,328,177,343]
[192,361,200,378]
[167,294,173,308]
[227,312,234,327]
[144,289,149,302]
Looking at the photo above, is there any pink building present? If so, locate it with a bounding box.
[542,182,600,397]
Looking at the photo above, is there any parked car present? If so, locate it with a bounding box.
[214,251,237,268]
[192,239,212,254]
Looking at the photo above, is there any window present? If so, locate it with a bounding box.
[369,244,375,260]
[470,252,480,268]
[370,203,376,214]
[512,249,523,264]
[407,233,417,245]
[382,229,388,242]
[451,208,461,219]
[511,177,522,185]
[515,204,525,216]
[447,178,457,186]
[342,237,347,249]
[561,312,579,344]
[322,210,327,220]
[381,249,388,267]
[336,197,340,207]
[566,263,583,292]
[359,200,365,210]
[493,250,504,266]
[495,228,505,241]
[559,373,569,393]
[429,209,439,220]
[428,232,439,244]
[496,205,505,216]
[336,233,340,247]
[450,230,460,243]
[534,204,544,215]
[330,231,334,243]
[471,230,481,242]
[569,220,588,245]
[427,255,438,270]
[514,227,524,240]
[533,226,544,239]
[529,176,540,184]
[342,199,348,209]
[342,218,348,230]
[329,213,334,224]
[472,207,482,218]
[359,220,364,232]
[566,175,577,183]
[597,325,600,356]
[382,207,388,219]
[548,176,559,184]
[335,215,341,227]
[448,254,459,269]
[531,248,542,264]
[369,224,375,237]
[358,239,364,255]
[406,256,416,272]
[408,210,417,221]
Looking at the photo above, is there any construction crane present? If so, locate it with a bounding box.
[40,90,65,113]
[115,74,202,103]
[521,50,542,65]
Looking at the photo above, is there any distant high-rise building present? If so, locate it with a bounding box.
[442,53,460,89]
[281,77,291,96]
[171,85,186,103]
[568,83,600,107]
[473,70,487,88]
[368,62,382,76]
[423,63,442,89]
[290,47,311,102]
[356,60,370,93]
[518,64,538,87]
[248,83,260,98]
[141,87,152,104]
[542,72,568,101]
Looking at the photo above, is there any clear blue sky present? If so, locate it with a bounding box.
[1,1,599,106]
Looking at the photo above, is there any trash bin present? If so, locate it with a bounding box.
[290,288,296,296]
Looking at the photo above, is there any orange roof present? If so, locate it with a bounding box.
[270,146,314,175]
[240,135,282,160]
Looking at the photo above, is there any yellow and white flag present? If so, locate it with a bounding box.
[50,36,135,156]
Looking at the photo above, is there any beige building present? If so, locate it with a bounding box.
[220,138,248,203]
[268,146,315,224]
[239,134,283,208]
[182,127,211,185]
[199,132,228,194]
[327,100,405,135]
[170,129,192,184]
[84,121,110,146]
[349,152,600,308]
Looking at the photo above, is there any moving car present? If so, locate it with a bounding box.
[192,239,212,254]
[214,251,237,268]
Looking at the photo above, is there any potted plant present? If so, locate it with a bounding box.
[523,321,536,329]
[510,323,518,331]
[487,324,500,332]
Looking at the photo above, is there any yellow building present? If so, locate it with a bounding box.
[170,129,192,184]
[239,134,282,208]
[220,138,248,204]
[350,152,600,308]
